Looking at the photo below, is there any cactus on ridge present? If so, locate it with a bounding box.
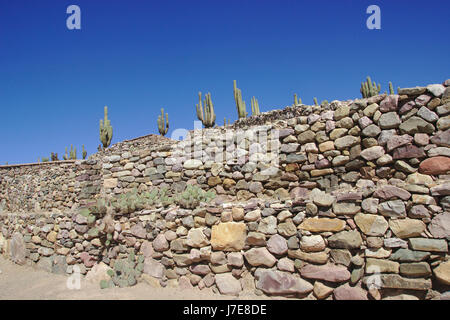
[82,145,87,160]
[196,92,216,128]
[233,80,247,119]
[100,106,113,149]
[157,108,169,136]
[251,96,260,116]
[360,76,381,98]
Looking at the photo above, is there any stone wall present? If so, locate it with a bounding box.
[0,80,449,300]
[0,160,101,213]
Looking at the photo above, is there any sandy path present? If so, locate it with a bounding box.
[0,256,275,300]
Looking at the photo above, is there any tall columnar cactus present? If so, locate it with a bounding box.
[233,80,247,119]
[313,97,318,106]
[294,93,302,106]
[157,108,169,136]
[251,96,260,116]
[389,82,394,95]
[100,106,113,149]
[82,145,87,160]
[196,92,216,128]
[360,76,381,98]
[63,147,68,160]
[69,145,77,160]
[224,118,230,126]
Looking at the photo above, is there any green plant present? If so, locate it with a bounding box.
[313,97,318,106]
[251,96,260,116]
[100,106,113,149]
[51,153,58,161]
[63,148,68,160]
[360,76,381,98]
[69,145,77,160]
[196,92,216,128]
[41,157,49,162]
[389,82,394,95]
[233,80,247,119]
[100,250,144,289]
[157,108,169,136]
[82,145,87,160]
[294,93,302,106]
[224,118,231,126]
[174,184,216,209]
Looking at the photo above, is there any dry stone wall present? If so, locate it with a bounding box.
[0,160,101,213]
[0,80,449,300]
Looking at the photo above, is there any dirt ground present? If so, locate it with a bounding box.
[0,256,274,300]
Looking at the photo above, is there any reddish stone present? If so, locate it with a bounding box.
[315,158,331,169]
[256,270,313,295]
[300,264,351,283]
[430,129,450,147]
[392,144,426,159]
[386,134,413,152]
[336,192,363,202]
[399,101,415,115]
[373,185,411,201]
[380,95,399,112]
[289,187,310,201]
[267,234,288,255]
[334,284,368,300]
[80,252,96,268]
[419,156,450,175]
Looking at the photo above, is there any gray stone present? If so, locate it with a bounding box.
[399,116,435,135]
[379,112,401,129]
[417,106,439,122]
[10,232,26,265]
[408,238,448,253]
[378,200,406,217]
[215,273,242,295]
[328,230,363,249]
[390,249,430,262]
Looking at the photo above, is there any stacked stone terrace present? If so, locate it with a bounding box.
[0,80,449,299]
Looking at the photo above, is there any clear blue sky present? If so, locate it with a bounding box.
[1,0,449,164]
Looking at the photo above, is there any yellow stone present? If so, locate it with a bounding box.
[434,260,450,285]
[287,249,329,264]
[318,141,335,153]
[46,231,57,243]
[388,219,426,239]
[299,217,346,232]
[311,168,334,177]
[211,222,247,251]
[313,281,333,299]
[103,178,118,189]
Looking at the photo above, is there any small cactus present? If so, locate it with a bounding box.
[233,80,247,119]
[251,96,260,115]
[82,145,87,160]
[313,97,318,106]
[294,93,302,106]
[101,250,144,289]
[157,108,169,136]
[389,82,394,95]
[100,106,113,149]
[63,147,68,160]
[360,76,381,98]
[196,92,216,128]
[69,145,77,160]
